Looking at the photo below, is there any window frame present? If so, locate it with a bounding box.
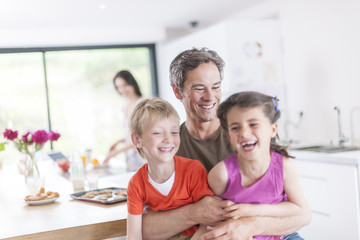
[0,44,159,149]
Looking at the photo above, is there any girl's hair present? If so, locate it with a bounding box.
[113,70,142,97]
[129,97,180,157]
[217,91,292,158]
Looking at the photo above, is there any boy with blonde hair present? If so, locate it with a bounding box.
[126,98,213,240]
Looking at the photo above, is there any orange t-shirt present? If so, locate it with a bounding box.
[127,155,214,236]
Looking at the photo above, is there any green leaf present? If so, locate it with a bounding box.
[0,142,7,151]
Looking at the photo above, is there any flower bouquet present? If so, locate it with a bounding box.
[3,129,60,181]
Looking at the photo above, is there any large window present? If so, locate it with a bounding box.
[0,45,157,164]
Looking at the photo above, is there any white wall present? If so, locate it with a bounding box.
[280,0,360,145]
[0,27,166,47]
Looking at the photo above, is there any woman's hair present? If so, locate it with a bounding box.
[113,70,142,97]
[217,91,292,158]
[129,97,180,157]
[169,47,225,91]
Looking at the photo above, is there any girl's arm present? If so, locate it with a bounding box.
[127,213,142,240]
[207,161,228,195]
[223,157,310,219]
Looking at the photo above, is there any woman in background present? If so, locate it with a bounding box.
[103,70,145,171]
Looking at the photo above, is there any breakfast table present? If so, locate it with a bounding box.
[0,160,133,240]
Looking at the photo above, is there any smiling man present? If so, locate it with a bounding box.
[170,48,235,172]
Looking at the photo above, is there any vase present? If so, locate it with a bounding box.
[24,153,40,184]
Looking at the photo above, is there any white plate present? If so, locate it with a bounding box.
[25,197,59,205]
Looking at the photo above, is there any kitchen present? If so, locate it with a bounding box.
[1,0,360,239]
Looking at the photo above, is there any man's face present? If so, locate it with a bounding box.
[173,62,222,123]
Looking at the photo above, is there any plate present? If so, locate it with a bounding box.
[70,187,127,205]
[25,197,59,205]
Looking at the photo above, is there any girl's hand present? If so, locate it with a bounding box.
[223,203,250,219]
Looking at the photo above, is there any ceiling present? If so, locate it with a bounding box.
[0,0,268,43]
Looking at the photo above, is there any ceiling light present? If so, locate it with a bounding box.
[98,4,107,9]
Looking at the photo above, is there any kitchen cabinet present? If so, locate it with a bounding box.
[292,150,360,239]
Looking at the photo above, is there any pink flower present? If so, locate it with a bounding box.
[3,129,18,141]
[49,131,61,141]
[32,130,49,145]
[21,132,34,144]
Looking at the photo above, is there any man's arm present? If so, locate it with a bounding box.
[142,196,232,240]
[201,211,312,240]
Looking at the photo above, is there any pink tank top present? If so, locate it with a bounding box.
[220,152,287,240]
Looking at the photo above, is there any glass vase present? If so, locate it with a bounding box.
[25,153,40,184]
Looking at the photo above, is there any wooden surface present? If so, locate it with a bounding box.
[0,161,133,240]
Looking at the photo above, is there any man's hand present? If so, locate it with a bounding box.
[191,196,234,226]
[200,218,256,240]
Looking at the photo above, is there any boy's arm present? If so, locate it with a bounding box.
[223,157,311,219]
[142,196,231,240]
[127,214,142,240]
[190,225,207,240]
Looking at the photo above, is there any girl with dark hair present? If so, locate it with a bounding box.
[103,70,145,171]
[208,91,310,240]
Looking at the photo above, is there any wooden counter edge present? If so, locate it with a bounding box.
[1,219,126,240]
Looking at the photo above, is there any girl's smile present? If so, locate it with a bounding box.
[226,106,277,160]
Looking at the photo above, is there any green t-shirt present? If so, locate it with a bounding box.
[176,122,235,172]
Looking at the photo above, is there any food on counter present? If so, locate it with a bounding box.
[114,189,127,196]
[25,187,60,202]
[91,158,100,166]
[78,188,127,202]
[56,158,70,172]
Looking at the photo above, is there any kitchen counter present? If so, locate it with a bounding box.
[291,148,360,239]
[0,161,134,240]
[290,149,360,166]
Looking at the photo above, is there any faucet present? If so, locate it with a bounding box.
[334,106,348,146]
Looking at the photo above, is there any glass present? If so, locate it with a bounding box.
[70,151,85,192]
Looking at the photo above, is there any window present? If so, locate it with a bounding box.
[0,45,158,164]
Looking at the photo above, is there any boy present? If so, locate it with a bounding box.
[126,98,213,240]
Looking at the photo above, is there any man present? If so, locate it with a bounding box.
[142,48,311,240]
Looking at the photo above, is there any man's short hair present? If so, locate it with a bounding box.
[169,47,225,91]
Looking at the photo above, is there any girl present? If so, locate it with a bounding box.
[208,91,310,240]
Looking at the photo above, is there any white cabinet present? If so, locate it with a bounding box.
[295,156,360,239]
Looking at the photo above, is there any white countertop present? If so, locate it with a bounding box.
[290,149,360,166]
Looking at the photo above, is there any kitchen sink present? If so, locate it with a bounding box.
[291,145,360,153]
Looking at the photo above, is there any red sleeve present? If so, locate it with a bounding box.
[189,160,214,202]
[127,170,145,215]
